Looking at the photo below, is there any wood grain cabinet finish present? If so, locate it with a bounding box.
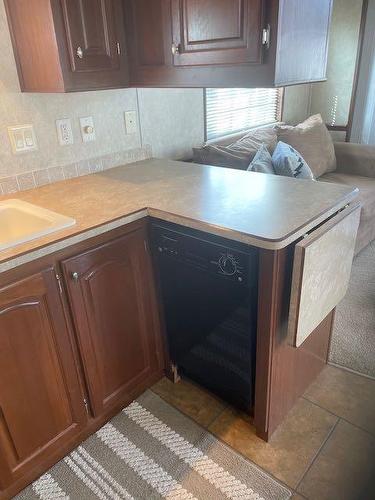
[0,268,86,489]
[124,0,333,88]
[62,228,162,418]
[171,0,264,66]
[5,0,129,92]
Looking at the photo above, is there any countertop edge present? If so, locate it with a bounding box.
[0,187,357,273]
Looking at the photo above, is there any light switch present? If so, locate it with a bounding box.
[8,125,38,154]
[80,116,96,142]
[124,111,138,134]
[56,118,74,146]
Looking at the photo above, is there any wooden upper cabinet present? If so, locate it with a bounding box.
[0,268,86,488]
[61,0,122,74]
[62,227,163,418]
[5,0,129,92]
[171,0,263,66]
[124,0,333,88]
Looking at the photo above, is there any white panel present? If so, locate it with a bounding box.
[275,0,332,86]
[288,205,360,347]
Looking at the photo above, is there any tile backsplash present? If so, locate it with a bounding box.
[0,146,152,195]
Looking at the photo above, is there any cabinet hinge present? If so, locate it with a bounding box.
[55,273,63,294]
[116,42,121,55]
[262,24,270,49]
[83,398,89,414]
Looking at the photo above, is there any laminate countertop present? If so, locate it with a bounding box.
[0,159,358,272]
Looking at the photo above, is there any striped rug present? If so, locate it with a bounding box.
[16,391,292,500]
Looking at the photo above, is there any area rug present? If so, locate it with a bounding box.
[329,240,375,378]
[16,390,291,500]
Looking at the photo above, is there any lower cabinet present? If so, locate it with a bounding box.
[0,222,164,498]
[62,226,162,418]
[0,267,86,490]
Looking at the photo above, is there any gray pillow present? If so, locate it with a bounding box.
[247,144,275,174]
[193,144,255,170]
[272,141,314,180]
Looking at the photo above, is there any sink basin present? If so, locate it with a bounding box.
[0,199,76,251]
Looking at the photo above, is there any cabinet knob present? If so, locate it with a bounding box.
[72,272,79,281]
[76,46,84,59]
[171,43,180,56]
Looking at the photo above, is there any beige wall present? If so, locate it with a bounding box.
[0,0,204,193]
[309,0,363,126]
[282,85,311,124]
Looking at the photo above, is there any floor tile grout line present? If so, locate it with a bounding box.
[327,361,375,381]
[149,387,294,494]
[294,417,340,493]
[302,396,375,438]
[206,403,230,428]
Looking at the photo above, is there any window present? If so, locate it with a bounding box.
[205,88,283,141]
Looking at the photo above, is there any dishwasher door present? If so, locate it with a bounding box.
[151,221,258,411]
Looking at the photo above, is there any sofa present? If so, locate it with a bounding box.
[320,142,375,254]
[193,125,375,255]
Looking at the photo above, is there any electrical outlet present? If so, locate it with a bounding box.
[56,118,74,146]
[80,116,96,142]
[124,111,138,134]
[8,125,38,154]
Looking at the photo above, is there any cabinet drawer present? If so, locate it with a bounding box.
[288,204,361,348]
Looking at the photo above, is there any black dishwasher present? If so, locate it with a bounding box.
[151,220,258,411]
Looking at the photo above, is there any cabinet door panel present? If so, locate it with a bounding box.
[0,269,85,487]
[62,228,162,418]
[171,0,264,65]
[61,0,120,72]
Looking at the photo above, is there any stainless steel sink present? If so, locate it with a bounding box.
[0,199,76,251]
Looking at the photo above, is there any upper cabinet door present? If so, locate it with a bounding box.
[62,228,163,418]
[61,0,121,73]
[56,0,129,90]
[171,0,264,66]
[0,268,86,488]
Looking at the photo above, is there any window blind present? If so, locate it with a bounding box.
[205,88,283,141]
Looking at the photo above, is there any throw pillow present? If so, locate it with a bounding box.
[192,125,279,170]
[272,141,314,180]
[229,125,279,154]
[247,144,275,174]
[275,114,336,178]
[192,144,256,170]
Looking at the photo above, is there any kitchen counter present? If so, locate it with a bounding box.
[0,158,358,272]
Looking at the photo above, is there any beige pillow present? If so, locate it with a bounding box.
[231,126,278,153]
[276,115,336,178]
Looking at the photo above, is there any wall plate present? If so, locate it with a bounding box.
[125,111,138,134]
[80,116,96,142]
[56,118,74,146]
[8,125,38,154]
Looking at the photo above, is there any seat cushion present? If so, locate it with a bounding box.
[320,172,375,253]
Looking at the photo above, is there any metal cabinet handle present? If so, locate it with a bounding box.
[171,43,180,55]
[76,46,83,59]
[72,272,79,281]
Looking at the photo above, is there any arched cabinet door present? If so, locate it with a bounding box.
[62,227,163,418]
[0,268,86,489]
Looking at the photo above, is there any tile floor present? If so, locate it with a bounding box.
[151,364,375,500]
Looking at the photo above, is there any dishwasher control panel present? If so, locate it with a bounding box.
[151,222,257,284]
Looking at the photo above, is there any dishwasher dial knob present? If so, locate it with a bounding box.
[219,255,237,275]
